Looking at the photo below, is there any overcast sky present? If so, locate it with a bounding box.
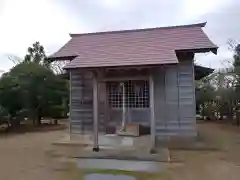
[0,0,240,75]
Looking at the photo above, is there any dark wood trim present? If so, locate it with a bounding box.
[175,47,218,55]
[47,55,77,62]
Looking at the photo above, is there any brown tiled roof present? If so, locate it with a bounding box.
[49,22,218,69]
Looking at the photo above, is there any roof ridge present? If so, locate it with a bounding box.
[70,22,207,37]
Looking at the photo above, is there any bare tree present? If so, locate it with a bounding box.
[8,55,22,65]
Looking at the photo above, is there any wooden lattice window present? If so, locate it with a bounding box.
[107,80,149,108]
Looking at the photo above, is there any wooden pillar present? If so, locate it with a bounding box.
[149,74,156,153]
[93,71,99,152]
[120,82,126,131]
[69,71,72,140]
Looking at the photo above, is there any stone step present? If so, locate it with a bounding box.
[48,156,179,173]
[46,144,170,162]
[49,134,170,165]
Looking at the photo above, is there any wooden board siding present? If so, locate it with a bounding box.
[98,82,107,132]
[178,61,196,136]
[70,70,93,134]
[70,70,151,134]
[70,70,106,134]
[154,61,196,138]
[69,61,196,137]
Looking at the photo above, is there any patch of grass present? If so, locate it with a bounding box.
[212,133,230,149]
[61,164,170,180]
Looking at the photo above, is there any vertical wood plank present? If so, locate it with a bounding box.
[69,71,72,140]
[149,74,156,152]
[121,82,126,131]
[93,71,99,151]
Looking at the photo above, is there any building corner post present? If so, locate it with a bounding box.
[69,71,72,140]
[149,74,156,153]
[93,71,99,152]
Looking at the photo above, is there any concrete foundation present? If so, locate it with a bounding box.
[51,133,170,162]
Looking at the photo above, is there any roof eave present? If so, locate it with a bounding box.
[46,55,77,62]
[176,47,218,55]
[60,64,214,80]
[195,65,214,80]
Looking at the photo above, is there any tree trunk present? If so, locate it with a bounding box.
[32,117,36,126]
[32,108,41,126]
[236,111,240,126]
[53,119,58,125]
[37,115,41,125]
[219,112,223,120]
[227,101,233,120]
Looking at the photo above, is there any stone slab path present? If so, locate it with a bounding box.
[84,173,136,180]
[77,158,162,172]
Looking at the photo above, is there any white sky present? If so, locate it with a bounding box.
[0,0,239,74]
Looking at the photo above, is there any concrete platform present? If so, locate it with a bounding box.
[50,133,170,162]
[53,134,148,149]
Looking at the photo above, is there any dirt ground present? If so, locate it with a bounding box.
[167,122,240,180]
[0,122,240,180]
[0,130,65,180]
